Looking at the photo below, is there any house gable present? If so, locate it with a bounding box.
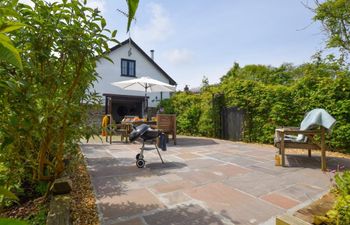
[94,38,176,109]
[109,39,176,85]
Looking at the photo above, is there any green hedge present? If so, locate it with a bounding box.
[163,60,350,151]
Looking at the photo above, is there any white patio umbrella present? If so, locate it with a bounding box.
[111,76,176,117]
[111,76,176,92]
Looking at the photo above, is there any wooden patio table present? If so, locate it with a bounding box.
[121,121,157,138]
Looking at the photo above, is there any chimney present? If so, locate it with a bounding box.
[150,49,154,60]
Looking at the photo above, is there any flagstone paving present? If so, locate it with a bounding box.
[81,136,350,225]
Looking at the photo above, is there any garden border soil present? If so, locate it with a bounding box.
[69,150,100,225]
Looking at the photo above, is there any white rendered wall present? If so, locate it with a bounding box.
[94,44,172,107]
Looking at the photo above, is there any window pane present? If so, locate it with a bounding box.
[121,60,128,75]
[129,61,135,76]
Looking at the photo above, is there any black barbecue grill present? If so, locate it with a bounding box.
[129,124,165,168]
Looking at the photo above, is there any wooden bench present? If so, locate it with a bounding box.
[275,127,327,171]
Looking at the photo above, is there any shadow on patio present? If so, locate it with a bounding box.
[98,202,237,225]
[81,137,350,225]
[286,154,350,170]
[86,157,187,198]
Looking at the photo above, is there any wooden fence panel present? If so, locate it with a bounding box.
[221,107,244,141]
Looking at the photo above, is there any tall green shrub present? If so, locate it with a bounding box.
[0,0,116,193]
[169,92,202,135]
[167,60,350,150]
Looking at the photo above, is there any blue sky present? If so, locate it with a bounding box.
[21,0,328,89]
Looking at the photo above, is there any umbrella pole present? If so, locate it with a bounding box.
[145,93,147,119]
[145,85,148,120]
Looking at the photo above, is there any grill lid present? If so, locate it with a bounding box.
[129,124,150,142]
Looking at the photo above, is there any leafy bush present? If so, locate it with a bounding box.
[0,0,115,202]
[170,92,202,135]
[328,171,350,224]
[26,206,47,225]
[158,99,175,114]
[166,58,350,150]
[315,171,350,225]
[0,218,27,225]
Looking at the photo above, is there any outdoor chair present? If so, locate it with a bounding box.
[109,123,129,144]
[104,114,129,144]
[274,108,336,171]
[156,114,177,145]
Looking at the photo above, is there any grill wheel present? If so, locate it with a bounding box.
[136,159,145,168]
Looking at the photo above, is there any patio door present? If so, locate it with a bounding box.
[104,95,143,122]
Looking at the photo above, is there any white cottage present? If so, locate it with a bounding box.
[94,39,177,122]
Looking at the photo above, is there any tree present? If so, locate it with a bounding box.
[220,63,295,85]
[201,76,209,87]
[314,0,350,55]
[0,0,117,194]
[0,0,139,70]
[0,1,24,69]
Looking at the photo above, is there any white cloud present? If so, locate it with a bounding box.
[164,48,194,65]
[133,2,174,44]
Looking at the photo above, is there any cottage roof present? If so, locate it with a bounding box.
[109,39,177,86]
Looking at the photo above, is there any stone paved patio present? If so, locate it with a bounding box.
[81,136,350,225]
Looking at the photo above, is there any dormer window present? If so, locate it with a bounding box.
[121,59,136,77]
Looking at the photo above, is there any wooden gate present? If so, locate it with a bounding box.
[221,107,244,141]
